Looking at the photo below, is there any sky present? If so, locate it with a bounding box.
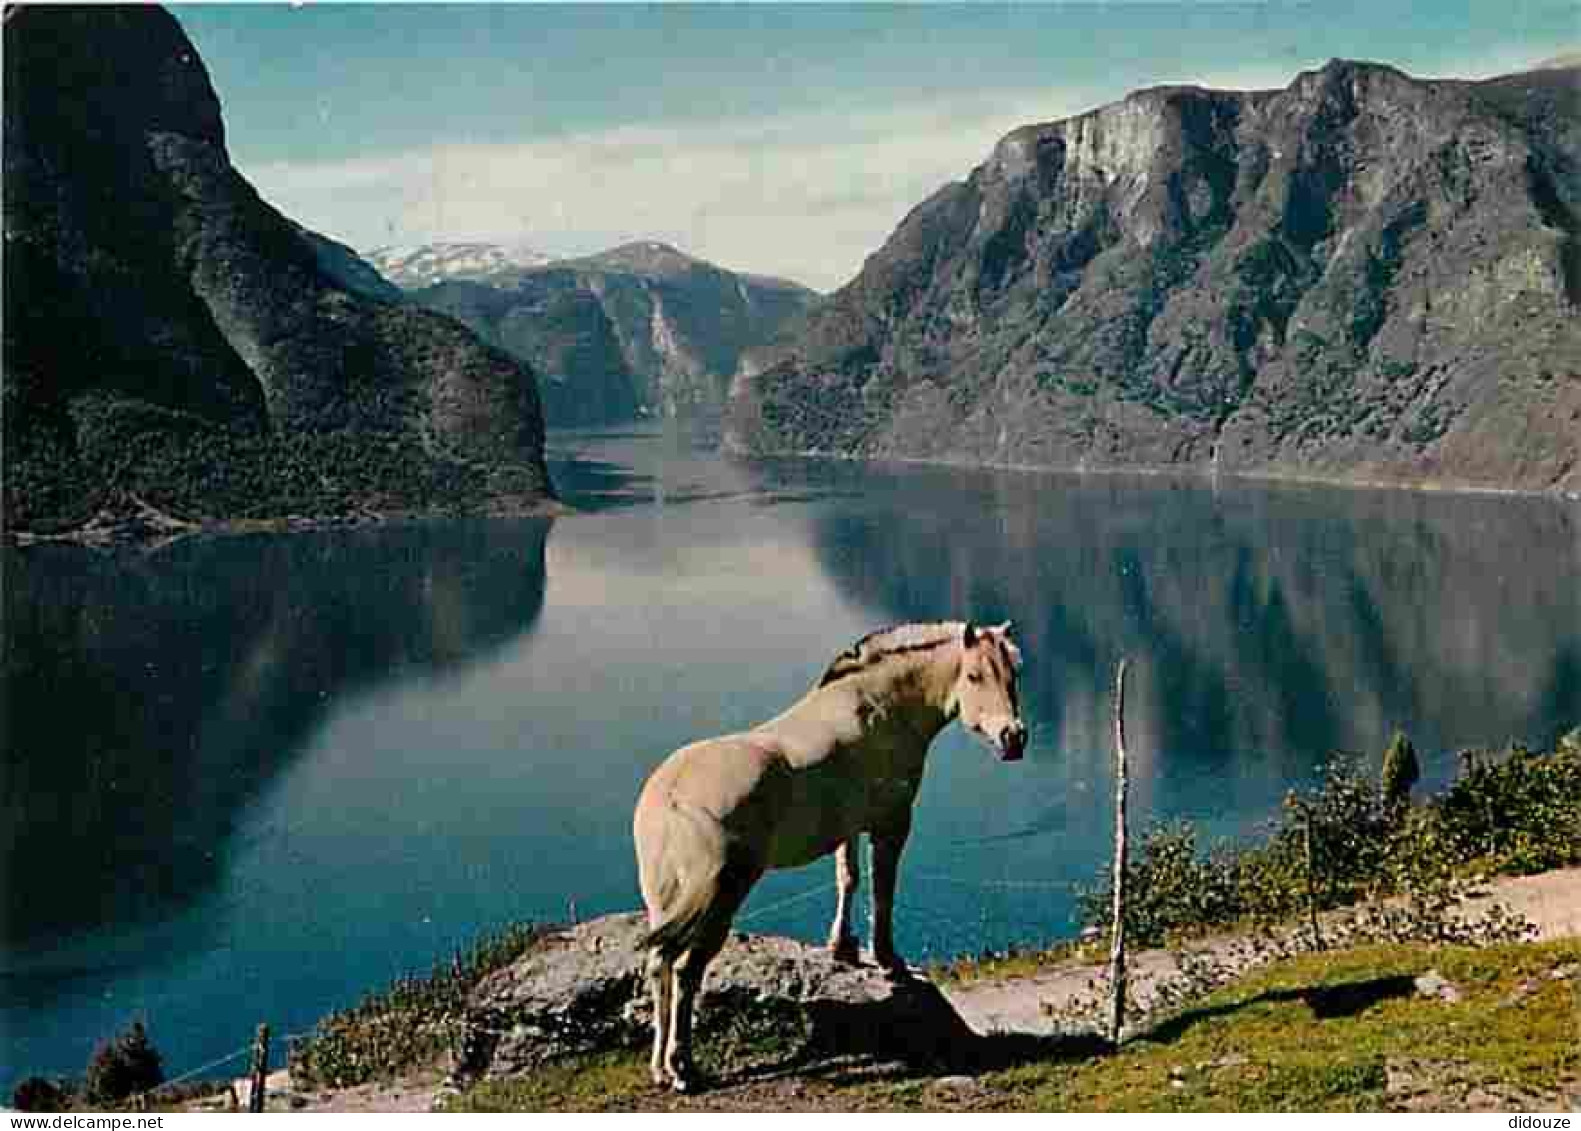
[176,2,1580,291]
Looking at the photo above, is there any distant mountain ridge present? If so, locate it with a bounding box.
[363,241,560,289]
[728,59,1581,495]
[3,6,553,535]
[400,241,820,423]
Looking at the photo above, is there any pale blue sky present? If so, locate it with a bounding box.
[177,2,1579,289]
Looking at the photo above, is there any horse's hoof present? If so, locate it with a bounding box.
[669,1074,694,1094]
[876,955,914,982]
[829,939,861,965]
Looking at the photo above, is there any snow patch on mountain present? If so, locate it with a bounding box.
[363,241,560,288]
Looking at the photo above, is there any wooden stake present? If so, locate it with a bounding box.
[1108,658,1130,1048]
[248,1023,270,1113]
[1303,808,1325,952]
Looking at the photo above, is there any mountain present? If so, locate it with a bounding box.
[363,241,560,289]
[405,241,819,422]
[411,275,642,427]
[1535,51,1581,71]
[2,6,553,536]
[727,60,1581,495]
[299,226,405,303]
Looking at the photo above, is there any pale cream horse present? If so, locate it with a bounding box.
[632,620,1027,1091]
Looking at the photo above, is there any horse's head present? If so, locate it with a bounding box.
[952,621,1027,762]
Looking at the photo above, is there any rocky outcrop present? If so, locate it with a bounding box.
[3,6,553,534]
[403,242,819,423]
[460,914,978,1080]
[728,60,1581,494]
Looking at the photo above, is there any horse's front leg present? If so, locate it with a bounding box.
[827,838,861,964]
[870,824,912,978]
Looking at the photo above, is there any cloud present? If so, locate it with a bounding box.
[244,94,1055,290]
[240,56,1367,291]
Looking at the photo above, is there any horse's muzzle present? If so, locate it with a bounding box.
[999,722,1027,762]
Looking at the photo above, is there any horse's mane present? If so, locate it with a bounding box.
[816,622,964,688]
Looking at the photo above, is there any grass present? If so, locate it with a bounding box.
[289,922,549,1089]
[442,937,1581,1112]
[926,937,1102,987]
[443,1052,652,1113]
[977,940,1580,1112]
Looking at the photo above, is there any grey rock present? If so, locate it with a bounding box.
[461,913,978,1080]
[1413,969,1463,1003]
[930,1074,979,1090]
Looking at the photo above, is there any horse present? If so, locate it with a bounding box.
[632,619,1027,1091]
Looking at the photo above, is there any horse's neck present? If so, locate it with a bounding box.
[838,650,958,750]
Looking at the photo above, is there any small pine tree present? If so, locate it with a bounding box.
[1381,730,1421,813]
[84,1020,164,1105]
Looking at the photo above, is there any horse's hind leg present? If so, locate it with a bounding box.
[664,862,761,1092]
[827,838,861,963]
[645,947,674,1087]
[871,824,914,978]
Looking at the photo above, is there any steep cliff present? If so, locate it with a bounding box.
[403,241,818,422]
[728,60,1581,494]
[3,6,553,534]
[412,274,642,427]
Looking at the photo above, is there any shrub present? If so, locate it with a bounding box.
[1080,729,1580,946]
[1380,731,1421,812]
[290,922,545,1089]
[83,1021,163,1105]
[1432,736,1581,874]
[11,1077,69,1113]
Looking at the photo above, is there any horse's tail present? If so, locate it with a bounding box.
[637,864,724,959]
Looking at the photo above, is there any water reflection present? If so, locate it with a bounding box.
[808,465,1581,813]
[4,428,1578,1085]
[0,520,551,955]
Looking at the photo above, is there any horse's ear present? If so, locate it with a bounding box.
[962,622,978,648]
[992,620,1013,636]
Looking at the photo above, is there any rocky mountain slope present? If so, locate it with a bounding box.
[3,6,553,535]
[407,242,819,422]
[727,60,1581,494]
[409,273,642,427]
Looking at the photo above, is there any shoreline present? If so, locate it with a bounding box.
[725,440,1581,504]
[9,430,1575,551]
[3,496,572,552]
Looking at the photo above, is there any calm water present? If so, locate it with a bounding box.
[4,424,1579,1086]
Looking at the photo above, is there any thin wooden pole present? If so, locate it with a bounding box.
[248,1023,270,1113]
[1108,658,1130,1048]
[1302,807,1325,952]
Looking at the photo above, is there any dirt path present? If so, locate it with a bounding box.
[947,867,1581,1038]
[278,868,1581,1112]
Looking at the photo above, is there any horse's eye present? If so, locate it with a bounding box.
[967,672,984,684]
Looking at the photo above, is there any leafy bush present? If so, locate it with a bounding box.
[83,1021,163,1105]
[1433,734,1581,874]
[290,923,545,1089]
[11,1076,69,1113]
[1081,730,1581,947]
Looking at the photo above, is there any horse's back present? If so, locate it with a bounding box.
[638,733,790,828]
